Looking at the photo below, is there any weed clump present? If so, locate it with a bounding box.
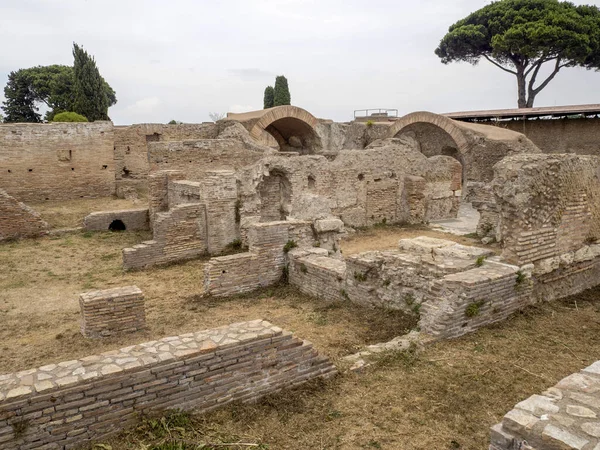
[283,240,297,253]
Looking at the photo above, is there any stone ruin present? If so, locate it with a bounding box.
[2,105,600,449]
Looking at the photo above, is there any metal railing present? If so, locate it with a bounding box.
[353,108,399,119]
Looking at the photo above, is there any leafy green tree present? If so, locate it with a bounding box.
[435,0,600,108]
[72,43,116,121]
[263,85,274,108]
[2,70,41,123]
[273,75,291,106]
[52,111,88,122]
[2,47,116,123]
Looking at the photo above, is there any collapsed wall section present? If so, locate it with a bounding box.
[0,320,336,450]
[0,122,115,201]
[0,189,49,241]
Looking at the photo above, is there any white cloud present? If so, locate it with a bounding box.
[123,97,161,116]
[228,104,257,114]
[1,0,600,125]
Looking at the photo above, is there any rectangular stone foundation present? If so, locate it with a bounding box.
[0,320,336,449]
[80,286,145,337]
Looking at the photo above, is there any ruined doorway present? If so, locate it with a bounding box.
[258,171,291,222]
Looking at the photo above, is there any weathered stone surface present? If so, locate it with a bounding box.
[491,361,600,450]
[0,189,48,241]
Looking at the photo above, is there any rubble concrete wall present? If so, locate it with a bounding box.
[0,321,336,450]
[0,122,115,201]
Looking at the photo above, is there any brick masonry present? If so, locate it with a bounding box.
[83,208,149,232]
[490,360,600,450]
[0,122,115,202]
[0,189,48,241]
[79,286,146,338]
[0,320,335,449]
[204,220,316,297]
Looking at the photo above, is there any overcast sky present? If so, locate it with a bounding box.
[1,0,600,125]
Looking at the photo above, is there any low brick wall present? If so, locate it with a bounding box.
[0,320,336,449]
[420,261,533,339]
[83,208,149,232]
[288,248,346,303]
[123,204,206,270]
[0,189,48,241]
[80,286,145,338]
[204,220,313,297]
[491,361,600,450]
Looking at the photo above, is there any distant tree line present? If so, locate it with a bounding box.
[263,75,291,109]
[1,43,117,123]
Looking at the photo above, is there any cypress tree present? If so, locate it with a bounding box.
[72,43,111,121]
[263,86,274,109]
[273,75,291,106]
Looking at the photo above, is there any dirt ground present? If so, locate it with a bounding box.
[0,229,415,373]
[340,224,498,255]
[29,196,144,229]
[102,291,600,450]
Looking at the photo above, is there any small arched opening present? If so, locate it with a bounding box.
[395,122,466,190]
[264,117,321,154]
[258,170,292,222]
[109,219,126,231]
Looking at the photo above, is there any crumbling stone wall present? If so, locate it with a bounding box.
[491,154,600,301]
[0,122,115,201]
[113,123,219,197]
[491,360,600,450]
[236,138,462,231]
[0,189,48,241]
[288,236,534,339]
[0,320,335,450]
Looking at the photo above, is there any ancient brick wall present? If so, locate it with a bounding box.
[0,122,115,201]
[500,116,600,156]
[113,123,218,196]
[122,203,206,270]
[288,249,346,303]
[419,261,534,339]
[490,360,600,450]
[79,286,145,338]
[0,320,335,450]
[83,208,149,231]
[147,139,268,182]
[493,154,600,266]
[0,189,48,241]
[204,220,315,297]
[237,141,462,230]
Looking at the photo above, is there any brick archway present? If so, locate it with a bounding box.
[388,111,469,153]
[229,106,321,153]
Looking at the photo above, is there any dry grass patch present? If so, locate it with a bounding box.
[100,288,600,450]
[341,224,497,256]
[29,196,144,229]
[0,231,416,373]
